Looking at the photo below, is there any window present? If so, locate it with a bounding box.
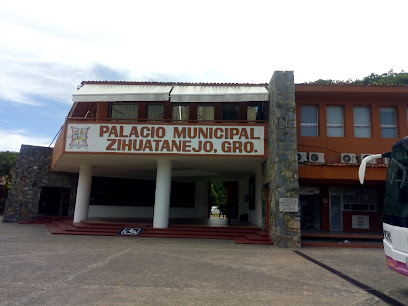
[172,105,189,121]
[110,103,139,120]
[326,106,344,137]
[197,105,214,121]
[353,106,371,137]
[330,187,377,212]
[147,103,164,120]
[247,104,265,121]
[222,104,239,121]
[342,188,377,211]
[300,105,318,136]
[384,157,408,226]
[380,107,397,138]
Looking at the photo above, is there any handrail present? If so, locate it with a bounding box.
[49,125,63,147]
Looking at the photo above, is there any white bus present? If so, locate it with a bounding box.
[359,138,408,277]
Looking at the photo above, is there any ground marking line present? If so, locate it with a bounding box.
[294,250,404,306]
[140,247,360,292]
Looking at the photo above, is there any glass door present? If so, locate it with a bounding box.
[329,189,342,231]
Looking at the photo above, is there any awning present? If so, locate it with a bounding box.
[170,85,269,103]
[73,84,173,102]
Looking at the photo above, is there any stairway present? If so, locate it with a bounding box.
[140,225,273,245]
[19,218,274,245]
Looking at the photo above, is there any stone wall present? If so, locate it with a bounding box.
[3,145,78,222]
[266,71,300,248]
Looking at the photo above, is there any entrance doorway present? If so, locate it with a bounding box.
[299,187,320,231]
[329,189,342,231]
[209,180,239,224]
[38,187,71,217]
[209,181,227,218]
[223,181,239,220]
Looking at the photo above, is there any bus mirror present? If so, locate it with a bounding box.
[359,162,367,185]
[359,154,382,185]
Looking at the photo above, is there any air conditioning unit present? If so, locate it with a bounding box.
[297,152,308,163]
[360,154,377,164]
[341,153,357,164]
[309,152,325,163]
[383,157,390,165]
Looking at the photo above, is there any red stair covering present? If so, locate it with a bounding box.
[19,218,274,245]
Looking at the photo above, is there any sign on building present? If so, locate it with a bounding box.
[65,123,265,157]
[352,215,370,229]
[279,198,299,212]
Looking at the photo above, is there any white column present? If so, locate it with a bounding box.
[153,160,172,228]
[73,165,92,223]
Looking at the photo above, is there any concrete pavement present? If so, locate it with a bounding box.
[0,218,407,305]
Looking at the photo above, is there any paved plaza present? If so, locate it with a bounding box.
[0,218,407,305]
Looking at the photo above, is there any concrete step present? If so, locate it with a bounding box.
[244,234,272,241]
[301,241,383,248]
[234,237,274,245]
[302,232,383,240]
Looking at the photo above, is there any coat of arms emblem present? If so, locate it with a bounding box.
[69,127,90,149]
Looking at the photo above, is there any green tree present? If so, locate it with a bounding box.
[0,151,18,188]
[209,181,227,208]
[307,70,408,86]
[308,79,354,85]
[361,70,408,85]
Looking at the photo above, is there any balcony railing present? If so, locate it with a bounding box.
[66,116,267,124]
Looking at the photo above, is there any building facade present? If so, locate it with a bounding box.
[4,71,407,247]
[296,84,407,233]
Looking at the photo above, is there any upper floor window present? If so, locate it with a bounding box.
[110,103,139,120]
[380,107,397,138]
[197,105,214,121]
[300,105,318,136]
[406,108,408,129]
[247,104,265,121]
[222,104,239,121]
[172,105,189,121]
[353,106,371,138]
[147,103,164,120]
[326,106,344,137]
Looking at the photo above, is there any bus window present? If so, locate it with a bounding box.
[384,158,408,226]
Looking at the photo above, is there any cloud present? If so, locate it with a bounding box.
[0,0,407,111]
[90,65,129,81]
[0,59,78,105]
[0,129,51,152]
[0,58,132,106]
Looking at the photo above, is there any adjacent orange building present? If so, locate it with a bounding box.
[296,84,408,233]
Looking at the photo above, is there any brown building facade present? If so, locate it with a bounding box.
[296,84,408,233]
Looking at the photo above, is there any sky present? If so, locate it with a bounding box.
[0,0,407,152]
